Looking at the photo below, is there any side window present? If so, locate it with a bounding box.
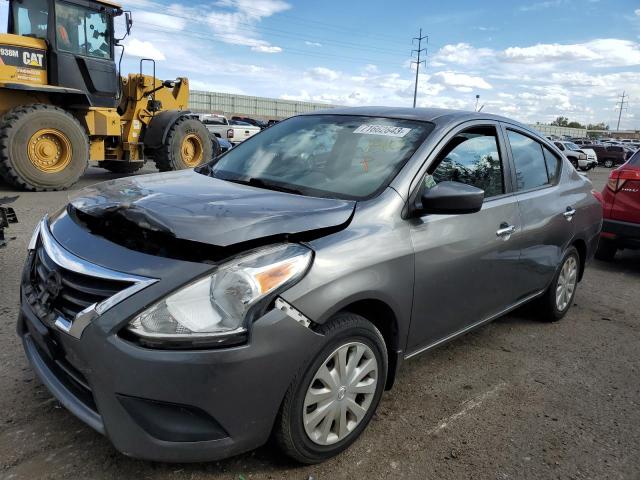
[543,147,561,184]
[554,141,565,151]
[507,130,550,191]
[55,2,111,59]
[426,126,504,198]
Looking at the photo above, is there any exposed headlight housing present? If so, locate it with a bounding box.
[125,243,313,348]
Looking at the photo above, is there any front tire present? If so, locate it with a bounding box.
[537,246,580,322]
[604,159,614,168]
[153,117,212,171]
[275,313,387,464]
[0,104,88,191]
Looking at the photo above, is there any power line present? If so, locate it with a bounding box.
[615,91,628,131]
[411,28,427,108]
[134,22,409,68]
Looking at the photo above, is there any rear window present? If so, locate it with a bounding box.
[629,150,640,166]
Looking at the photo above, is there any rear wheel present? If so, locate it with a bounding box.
[0,104,88,191]
[537,246,580,322]
[153,117,212,171]
[275,313,387,464]
[595,238,617,261]
[97,160,145,174]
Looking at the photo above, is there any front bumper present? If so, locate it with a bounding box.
[18,298,324,462]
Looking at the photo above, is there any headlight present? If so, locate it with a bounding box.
[125,243,313,348]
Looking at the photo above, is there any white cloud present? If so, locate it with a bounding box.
[133,10,186,31]
[205,0,289,53]
[252,45,282,53]
[304,41,322,47]
[431,43,494,66]
[635,8,640,16]
[519,0,565,12]
[123,38,165,60]
[433,71,492,90]
[502,39,640,67]
[305,67,340,82]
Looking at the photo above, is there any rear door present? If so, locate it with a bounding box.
[503,126,577,295]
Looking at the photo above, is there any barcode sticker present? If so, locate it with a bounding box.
[353,125,412,137]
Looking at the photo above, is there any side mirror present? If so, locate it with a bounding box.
[417,181,484,215]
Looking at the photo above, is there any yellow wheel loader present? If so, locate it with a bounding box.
[0,0,212,191]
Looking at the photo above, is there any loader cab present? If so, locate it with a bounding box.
[8,0,122,107]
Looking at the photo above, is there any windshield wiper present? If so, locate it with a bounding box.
[226,177,306,196]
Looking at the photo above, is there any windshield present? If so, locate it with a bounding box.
[566,142,581,151]
[206,115,433,200]
[55,1,111,59]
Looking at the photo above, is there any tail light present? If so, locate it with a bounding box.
[227,129,234,139]
[606,168,640,192]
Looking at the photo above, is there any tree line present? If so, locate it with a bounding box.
[550,117,609,131]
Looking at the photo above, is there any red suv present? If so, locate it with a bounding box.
[596,151,640,260]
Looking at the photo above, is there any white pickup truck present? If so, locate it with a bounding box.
[199,114,261,144]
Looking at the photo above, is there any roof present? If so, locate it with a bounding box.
[300,106,524,128]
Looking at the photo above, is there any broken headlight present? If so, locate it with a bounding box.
[126,244,313,348]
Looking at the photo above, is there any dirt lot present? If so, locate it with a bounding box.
[1,166,638,480]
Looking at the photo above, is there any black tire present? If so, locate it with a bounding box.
[0,104,88,191]
[537,246,580,322]
[97,160,145,174]
[570,158,579,169]
[595,238,617,261]
[604,159,614,168]
[153,117,212,171]
[275,312,388,464]
[209,133,221,159]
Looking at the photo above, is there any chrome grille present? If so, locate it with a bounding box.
[25,243,132,326]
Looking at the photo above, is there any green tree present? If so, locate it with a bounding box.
[551,116,569,127]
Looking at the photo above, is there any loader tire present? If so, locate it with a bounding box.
[153,117,212,171]
[0,104,89,191]
[98,160,145,174]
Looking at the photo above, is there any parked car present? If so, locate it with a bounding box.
[588,145,629,168]
[554,141,597,170]
[18,108,602,464]
[596,151,640,260]
[200,114,261,144]
[231,116,268,129]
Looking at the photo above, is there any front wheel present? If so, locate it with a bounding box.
[604,159,614,168]
[153,117,212,171]
[570,159,579,169]
[537,246,580,322]
[275,313,387,464]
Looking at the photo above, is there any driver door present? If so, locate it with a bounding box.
[407,122,524,352]
[51,1,118,107]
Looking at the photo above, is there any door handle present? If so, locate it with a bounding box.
[563,207,577,221]
[496,224,516,240]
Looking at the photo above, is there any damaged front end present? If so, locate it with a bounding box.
[66,170,356,263]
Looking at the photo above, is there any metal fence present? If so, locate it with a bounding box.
[189,90,592,138]
[189,90,336,120]
[525,124,587,138]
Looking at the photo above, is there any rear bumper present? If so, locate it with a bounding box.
[601,219,640,249]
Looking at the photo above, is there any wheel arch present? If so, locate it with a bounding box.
[572,237,587,281]
[334,297,402,390]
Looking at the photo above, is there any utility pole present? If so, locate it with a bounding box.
[411,28,428,108]
[475,94,480,112]
[615,91,628,131]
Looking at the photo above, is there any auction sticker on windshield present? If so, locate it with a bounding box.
[354,125,412,137]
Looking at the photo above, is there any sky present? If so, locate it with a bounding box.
[3,0,640,129]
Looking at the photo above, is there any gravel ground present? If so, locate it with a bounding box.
[1,166,638,480]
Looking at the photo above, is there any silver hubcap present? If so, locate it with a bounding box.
[303,342,378,446]
[556,256,578,311]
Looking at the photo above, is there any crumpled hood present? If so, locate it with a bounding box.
[69,169,356,247]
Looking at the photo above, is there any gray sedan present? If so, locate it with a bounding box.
[17,107,602,464]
